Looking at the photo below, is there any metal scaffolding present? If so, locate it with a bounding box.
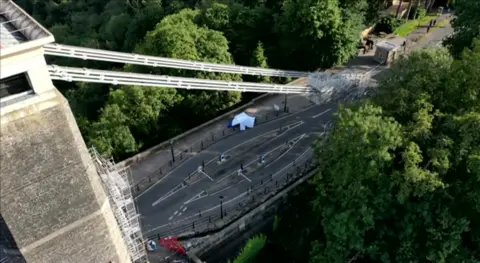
[89,148,147,263]
[307,69,377,104]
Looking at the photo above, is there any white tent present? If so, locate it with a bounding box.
[230,112,256,131]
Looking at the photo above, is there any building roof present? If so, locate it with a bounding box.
[0,0,54,57]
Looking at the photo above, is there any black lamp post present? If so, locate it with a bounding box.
[219,195,224,219]
[170,140,175,162]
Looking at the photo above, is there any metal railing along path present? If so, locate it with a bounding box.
[44,43,310,78]
[47,65,310,94]
[146,153,317,240]
[132,109,292,197]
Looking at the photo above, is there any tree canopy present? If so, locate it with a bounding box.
[273,0,365,70]
[17,0,385,160]
[267,43,480,263]
[445,0,480,56]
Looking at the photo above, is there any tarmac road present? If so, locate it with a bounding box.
[136,100,337,235]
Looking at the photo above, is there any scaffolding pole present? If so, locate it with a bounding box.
[89,148,147,263]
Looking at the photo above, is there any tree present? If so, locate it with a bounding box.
[198,2,275,67]
[229,235,267,263]
[249,42,271,82]
[133,9,242,124]
[89,104,138,161]
[274,0,364,70]
[89,86,181,160]
[396,0,404,18]
[445,0,480,57]
[365,0,389,23]
[308,46,480,262]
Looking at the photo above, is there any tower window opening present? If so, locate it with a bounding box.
[0,73,33,102]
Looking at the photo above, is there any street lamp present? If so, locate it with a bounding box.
[170,140,175,163]
[219,195,224,219]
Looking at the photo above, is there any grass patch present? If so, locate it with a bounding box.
[394,15,437,36]
[436,18,450,28]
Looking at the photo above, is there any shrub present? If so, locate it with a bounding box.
[375,15,401,34]
[417,8,427,20]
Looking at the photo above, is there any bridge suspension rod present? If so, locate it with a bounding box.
[44,43,311,78]
[47,65,310,94]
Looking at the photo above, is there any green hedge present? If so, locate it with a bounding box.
[375,15,401,34]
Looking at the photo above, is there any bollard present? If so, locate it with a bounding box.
[275,180,278,186]
[169,160,173,167]
[224,210,227,217]
[148,176,151,183]
[261,180,263,185]
[180,153,183,160]
[270,174,273,180]
[201,142,204,150]
[264,187,267,194]
[198,210,202,217]
[202,160,205,168]
[157,234,161,239]
[159,169,162,175]
[136,185,140,191]
[192,222,195,230]
[265,115,268,121]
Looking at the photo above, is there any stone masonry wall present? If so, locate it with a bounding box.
[0,90,130,263]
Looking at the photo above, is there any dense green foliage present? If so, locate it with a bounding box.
[17,0,386,160]
[229,235,267,263]
[262,42,480,262]
[445,0,480,56]
[375,15,401,33]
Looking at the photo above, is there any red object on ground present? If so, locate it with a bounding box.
[158,236,186,255]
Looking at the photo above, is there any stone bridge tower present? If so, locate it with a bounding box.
[0,0,138,262]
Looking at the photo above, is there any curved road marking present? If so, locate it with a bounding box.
[264,133,306,168]
[150,122,306,206]
[180,133,306,206]
[137,104,319,199]
[136,127,280,200]
[312,108,331,118]
[143,147,314,234]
